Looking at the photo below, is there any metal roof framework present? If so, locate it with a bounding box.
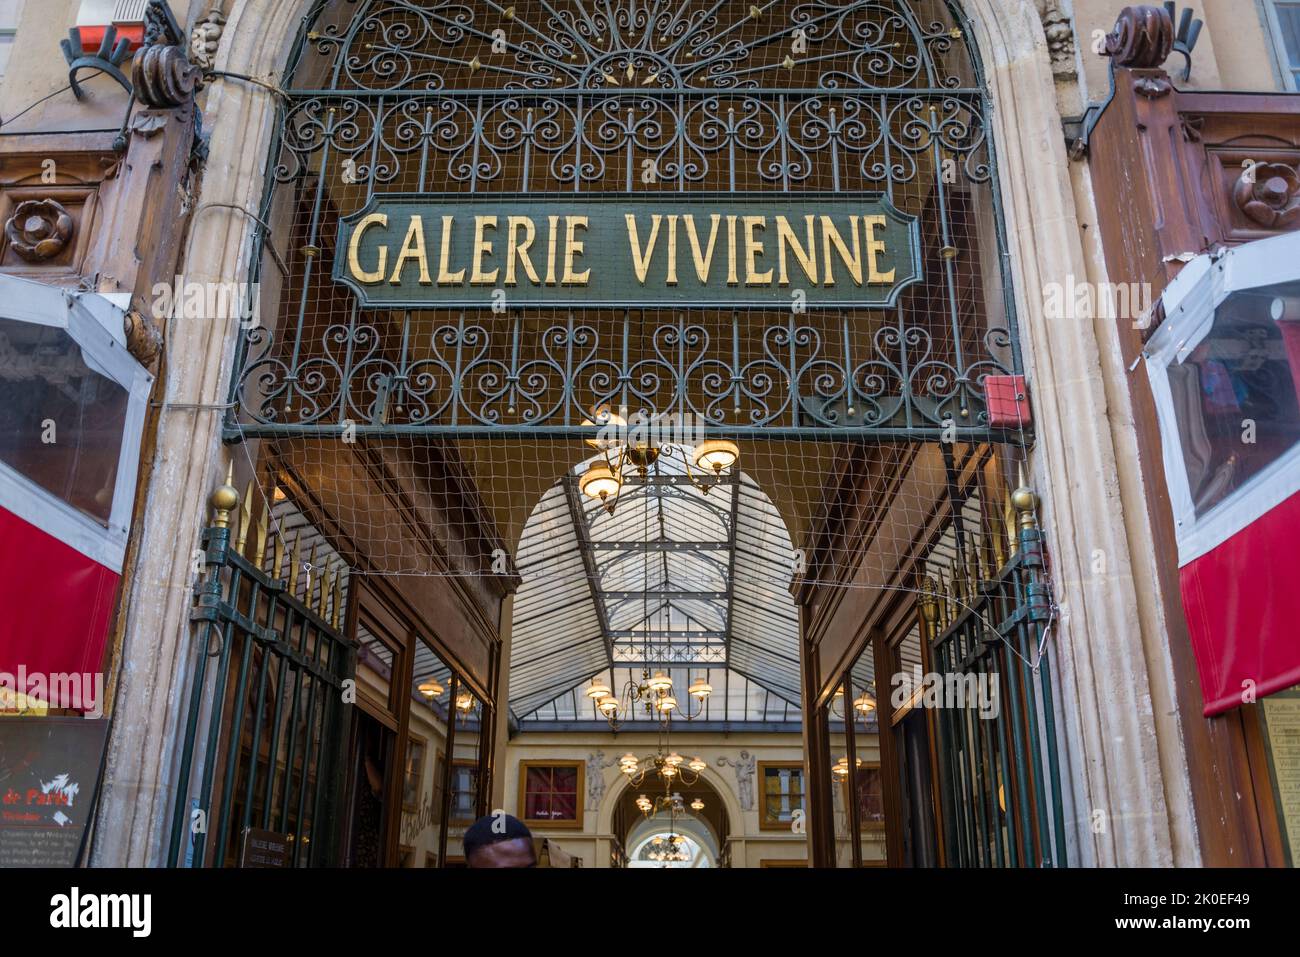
[509,450,801,725]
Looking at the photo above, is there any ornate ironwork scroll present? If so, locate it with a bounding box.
[228,0,1023,441]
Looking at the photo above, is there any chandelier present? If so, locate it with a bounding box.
[585,669,713,728]
[621,749,708,795]
[577,408,740,515]
[645,833,691,864]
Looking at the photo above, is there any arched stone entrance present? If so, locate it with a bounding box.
[93,0,1196,868]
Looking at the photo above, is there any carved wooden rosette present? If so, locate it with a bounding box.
[5,199,75,262]
[1234,163,1300,229]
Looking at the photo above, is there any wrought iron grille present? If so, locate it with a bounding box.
[924,509,1066,867]
[169,496,357,868]
[226,0,1023,441]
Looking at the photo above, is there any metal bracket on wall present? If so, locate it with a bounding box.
[1063,62,1117,160]
[61,25,133,100]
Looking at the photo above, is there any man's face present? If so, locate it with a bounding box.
[467,837,536,868]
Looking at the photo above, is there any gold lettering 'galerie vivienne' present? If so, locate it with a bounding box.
[334,197,921,309]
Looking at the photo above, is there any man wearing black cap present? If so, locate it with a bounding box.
[462,813,537,868]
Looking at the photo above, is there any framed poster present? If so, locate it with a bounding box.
[1260,690,1300,866]
[0,717,109,867]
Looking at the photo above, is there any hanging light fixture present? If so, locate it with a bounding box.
[688,676,712,700]
[578,462,621,511]
[576,407,742,516]
[853,692,876,716]
[455,690,474,714]
[692,439,740,474]
[417,679,444,699]
[690,797,705,811]
[585,678,612,700]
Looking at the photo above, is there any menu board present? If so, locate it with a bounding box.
[1262,694,1300,866]
[0,718,109,868]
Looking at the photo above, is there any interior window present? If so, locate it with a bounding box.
[1167,280,1300,519]
[1268,1,1300,89]
[0,318,128,524]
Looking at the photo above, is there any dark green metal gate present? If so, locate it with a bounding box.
[923,493,1066,867]
[168,481,356,867]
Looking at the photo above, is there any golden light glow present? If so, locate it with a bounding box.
[597,694,619,716]
[657,695,678,713]
[690,798,705,811]
[647,671,673,693]
[853,693,876,715]
[417,680,444,699]
[585,679,612,699]
[688,676,713,699]
[579,462,620,501]
[455,691,474,712]
[692,439,740,473]
[687,757,707,773]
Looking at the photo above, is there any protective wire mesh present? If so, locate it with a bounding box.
[222,1,1042,723]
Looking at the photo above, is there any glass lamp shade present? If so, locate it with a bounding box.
[585,680,612,699]
[657,695,678,713]
[690,798,705,811]
[692,439,740,473]
[455,692,474,712]
[688,677,713,699]
[619,752,638,766]
[579,462,620,501]
[665,752,684,767]
[597,695,619,716]
[687,757,707,773]
[417,680,444,699]
[854,693,876,714]
[660,764,677,778]
[647,671,673,693]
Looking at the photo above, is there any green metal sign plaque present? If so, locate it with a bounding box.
[333,194,921,310]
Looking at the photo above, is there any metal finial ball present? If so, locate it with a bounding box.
[1010,487,1038,514]
[210,484,240,513]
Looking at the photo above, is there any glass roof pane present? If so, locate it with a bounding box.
[510,450,801,723]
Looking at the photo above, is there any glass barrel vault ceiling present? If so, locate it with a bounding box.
[509,450,801,725]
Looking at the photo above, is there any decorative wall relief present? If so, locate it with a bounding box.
[4,199,74,262]
[1233,162,1300,229]
[190,9,228,71]
[1036,0,1078,79]
[586,750,609,811]
[717,751,756,811]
